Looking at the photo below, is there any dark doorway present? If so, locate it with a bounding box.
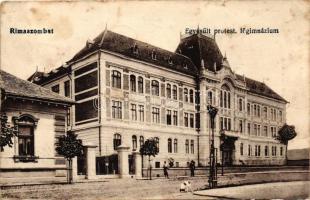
[96,154,118,175]
[77,153,86,175]
[128,154,135,175]
[220,135,238,166]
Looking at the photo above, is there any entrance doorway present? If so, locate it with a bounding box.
[220,135,238,166]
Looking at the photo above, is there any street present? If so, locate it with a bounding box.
[1,176,309,199]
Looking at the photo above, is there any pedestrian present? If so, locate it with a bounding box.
[189,160,195,177]
[163,161,169,179]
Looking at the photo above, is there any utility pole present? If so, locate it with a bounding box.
[207,105,218,188]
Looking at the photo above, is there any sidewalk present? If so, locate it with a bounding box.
[194,181,310,199]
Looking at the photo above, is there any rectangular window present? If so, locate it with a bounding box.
[75,71,98,93]
[228,118,231,131]
[173,111,178,126]
[220,117,223,130]
[185,140,189,154]
[189,114,194,128]
[152,107,160,123]
[112,100,122,119]
[64,81,70,97]
[240,143,243,156]
[248,145,251,156]
[75,99,98,122]
[184,113,189,127]
[131,104,137,121]
[138,105,144,122]
[280,146,283,156]
[257,125,261,136]
[74,62,97,76]
[258,145,261,156]
[254,124,257,136]
[264,107,268,118]
[248,123,251,135]
[18,126,34,156]
[239,120,243,133]
[190,140,194,154]
[263,126,268,137]
[51,84,60,93]
[166,110,172,125]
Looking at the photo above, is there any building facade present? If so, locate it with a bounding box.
[0,70,73,178]
[29,29,288,176]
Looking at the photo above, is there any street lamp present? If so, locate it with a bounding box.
[207,105,218,188]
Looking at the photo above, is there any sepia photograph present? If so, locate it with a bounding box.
[0,0,309,199]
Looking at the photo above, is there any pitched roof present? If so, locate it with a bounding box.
[236,74,287,103]
[0,70,74,104]
[69,30,198,76]
[175,33,223,72]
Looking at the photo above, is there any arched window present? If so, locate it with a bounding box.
[240,143,244,156]
[112,70,121,88]
[189,89,194,103]
[139,136,144,147]
[168,138,172,153]
[184,88,188,102]
[133,44,139,54]
[166,84,171,98]
[113,133,121,150]
[132,135,137,150]
[185,139,189,154]
[221,85,231,109]
[168,56,173,65]
[172,85,177,100]
[151,50,157,60]
[208,91,213,105]
[151,80,159,96]
[130,75,136,92]
[138,76,144,93]
[174,139,178,153]
[15,115,38,156]
[154,137,159,152]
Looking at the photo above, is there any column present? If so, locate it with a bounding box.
[84,143,98,179]
[71,157,78,181]
[133,151,142,179]
[117,145,130,178]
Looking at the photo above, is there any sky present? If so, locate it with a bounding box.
[0,1,309,149]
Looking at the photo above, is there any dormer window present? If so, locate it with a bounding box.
[151,50,157,60]
[168,56,173,65]
[133,44,139,55]
[183,63,188,69]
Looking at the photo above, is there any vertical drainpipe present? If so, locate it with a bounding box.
[98,50,102,156]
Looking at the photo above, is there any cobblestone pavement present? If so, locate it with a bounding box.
[0,177,212,199]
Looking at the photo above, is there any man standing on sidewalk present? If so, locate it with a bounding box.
[163,161,169,179]
[189,160,195,177]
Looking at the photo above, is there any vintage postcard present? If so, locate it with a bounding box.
[0,0,309,199]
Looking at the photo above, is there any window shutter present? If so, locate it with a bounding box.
[145,80,150,94]
[123,74,129,90]
[106,70,110,86]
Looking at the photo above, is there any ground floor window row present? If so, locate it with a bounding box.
[240,143,284,157]
[113,133,195,154]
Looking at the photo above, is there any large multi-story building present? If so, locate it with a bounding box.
[29,28,288,176]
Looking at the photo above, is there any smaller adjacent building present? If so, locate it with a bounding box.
[0,70,74,178]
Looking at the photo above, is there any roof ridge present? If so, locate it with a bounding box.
[1,70,74,103]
